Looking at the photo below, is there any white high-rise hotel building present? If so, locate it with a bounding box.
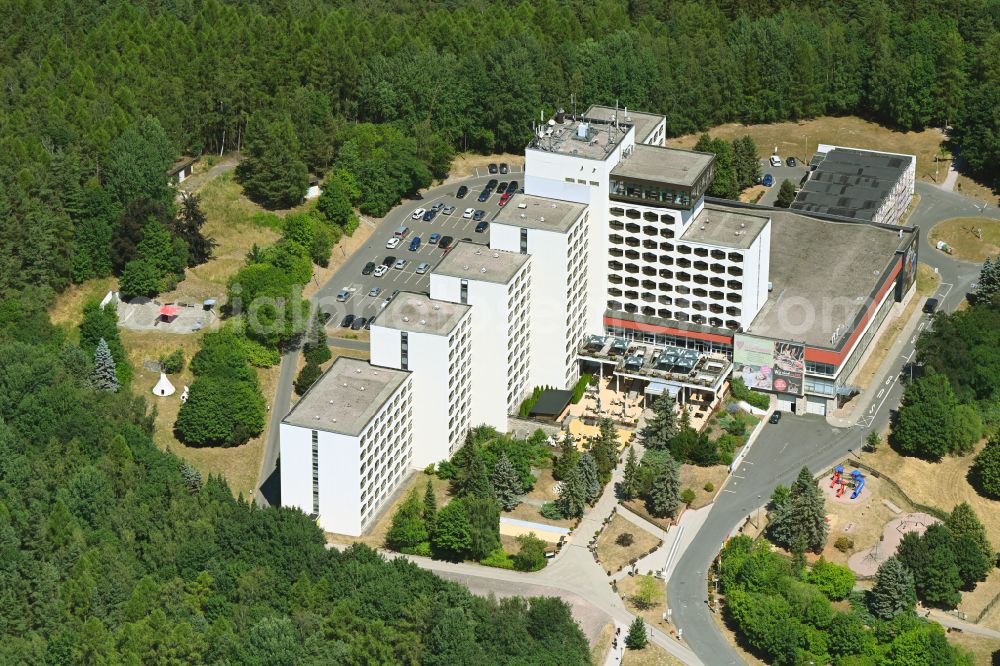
[280,103,919,536]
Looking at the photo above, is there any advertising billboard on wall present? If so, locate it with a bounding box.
[733,334,806,396]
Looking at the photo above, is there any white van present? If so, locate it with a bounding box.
[393,225,410,238]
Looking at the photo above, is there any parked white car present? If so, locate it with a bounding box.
[463,207,476,219]
[385,237,401,249]
[769,155,782,167]
[373,265,389,277]
[411,208,426,219]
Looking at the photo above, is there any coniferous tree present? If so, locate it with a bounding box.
[892,373,964,460]
[868,556,916,620]
[173,193,216,266]
[294,362,322,396]
[557,466,587,519]
[423,479,437,525]
[459,445,494,500]
[385,489,427,552]
[620,446,641,501]
[896,524,963,608]
[642,394,678,450]
[646,451,681,518]
[465,496,500,561]
[974,256,1000,303]
[775,179,797,208]
[946,502,993,578]
[553,435,580,481]
[769,467,828,553]
[303,317,332,366]
[578,452,600,503]
[625,617,648,649]
[591,418,619,482]
[236,114,310,209]
[92,339,119,392]
[491,452,523,511]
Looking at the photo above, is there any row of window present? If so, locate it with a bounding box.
[610,272,742,291]
[607,301,741,328]
[608,257,745,277]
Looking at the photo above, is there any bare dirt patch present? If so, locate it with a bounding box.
[596,514,662,574]
[119,328,278,499]
[928,218,1000,264]
[667,116,946,183]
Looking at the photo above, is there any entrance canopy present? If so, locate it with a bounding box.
[159,305,179,318]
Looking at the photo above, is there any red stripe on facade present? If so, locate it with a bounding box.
[804,258,902,366]
[603,316,734,345]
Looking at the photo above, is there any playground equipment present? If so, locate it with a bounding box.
[831,466,844,488]
[850,470,866,499]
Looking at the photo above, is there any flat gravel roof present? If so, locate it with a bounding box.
[682,206,770,249]
[611,144,714,187]
[743,207,909,347]
[493,194,586,233]
[432,241,529,285]
[283,357,409,436]
[376,292,470,336]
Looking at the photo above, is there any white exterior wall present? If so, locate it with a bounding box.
[490,213,590,389]
[430,266,531,431]
[280,375,413,537]
[524,128,634,338]
[606,200,770,330]
[370,316,472,466]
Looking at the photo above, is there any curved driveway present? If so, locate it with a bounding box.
[667,183,993,665]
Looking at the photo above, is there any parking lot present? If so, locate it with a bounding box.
[756,156,810,206]
[317,165,524,328]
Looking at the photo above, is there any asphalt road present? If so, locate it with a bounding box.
[756,158,809,206]
[254,170,520,505]
[667,184,988,665]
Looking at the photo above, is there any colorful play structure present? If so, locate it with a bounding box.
[830,466,866,499]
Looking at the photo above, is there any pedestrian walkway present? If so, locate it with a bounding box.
[940,160,959,192]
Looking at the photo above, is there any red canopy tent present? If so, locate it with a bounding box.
[159,305,179,321]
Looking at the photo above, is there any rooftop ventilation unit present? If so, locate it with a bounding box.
[433,304,440,310]
[329,399,334,404]
[419,319,426,325]
[475,248,482,255]
[315,415,320,420]
[576,123,589,139]
[539,217,545,222]
[463,265,469,270]
[480,267,487,273]
[492,252,499,258]
[518,202,527,209]
[359,386,365,391]
[355,368,362,373]
[402,316,409,322]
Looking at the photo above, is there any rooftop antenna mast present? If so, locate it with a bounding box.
[571,94,577,120]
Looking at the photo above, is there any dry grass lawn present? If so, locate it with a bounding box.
[959,569,1000,624]
[679,465,728,510]
[954,174,999,206]
[621,643,687,666]
[49,277,118,332]
[945,629,1000,666]
[448,152,524,181]
[667,116,946,183]
[119,327,279,499]
[617,574,669,630]
[596,514,662,574]
[928,218,1000,264]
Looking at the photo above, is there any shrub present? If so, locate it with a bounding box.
[423,463,437,476]
[704,482,715,492]
[834,536,855,553]
[808,558,855,600]
[616,532,635,547]
[159,349,185,374]
[410,541,432,557]
[681,488,696,505]
[570,374,593,404]
[513,533,548,571]
[730,376,770,410]
[436,459,457,480]
[540,502,563,520]
[480,548,515,570]
[293,362,322,396]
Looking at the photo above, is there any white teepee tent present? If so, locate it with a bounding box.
[152,372,176,397]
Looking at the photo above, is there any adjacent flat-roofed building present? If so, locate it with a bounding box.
[491,194,590,388]
[370,293,472,466]
[280,358,412,536]
[430,242,531,431]
[791,145,916,226]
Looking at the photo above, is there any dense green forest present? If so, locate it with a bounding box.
[0,297,592,664]
[0,0,998,296]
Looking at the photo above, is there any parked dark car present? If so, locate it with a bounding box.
[787,157,797,167]
[428,232,441,244]
[340,314,355,328]
[383,255,396,266]
[456,185,468,199]
[488,163,499,174]
[439,236,454,251]
[478,190,490,202]
[409,236,421,251]
[473,209,486,221]
[364,318,373,330]
[351,317,367,330]
[506,180,518,194]
[475,221,488,233]
[762,173,775,187]
[422,209,437,221]
[923,298,939,314]
[769,411,782,424]
[486,179,498,190]
[499,163,509,174]
[497,181,508,194]
[361,261,376,275]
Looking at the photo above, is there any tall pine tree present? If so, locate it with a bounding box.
[868,556,916,620]
[92,339,119,392]
[491,452,523,511]
[578,453,600,503]
[620,446,640,501]
[646,452,681,518]
[557,466,587,519]
[642,394,678,450]
[769,467,828,553]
